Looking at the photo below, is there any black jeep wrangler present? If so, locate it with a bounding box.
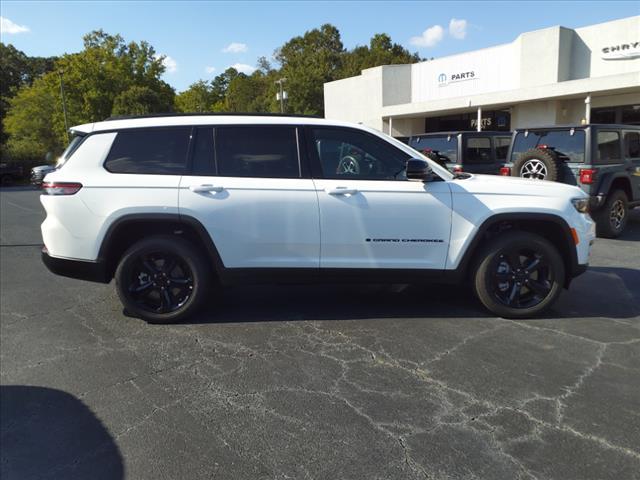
[408,131,511,175]
[503,124,640,238]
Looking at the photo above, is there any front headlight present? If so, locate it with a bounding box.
[571,197,590,213]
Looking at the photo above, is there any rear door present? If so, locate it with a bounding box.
[623,130,640,201]
[179,125,320,269]
[594,130,626,195]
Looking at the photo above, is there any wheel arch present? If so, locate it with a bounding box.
[98,213,224,281]
[597,174,633,202]
[456,213,579,288]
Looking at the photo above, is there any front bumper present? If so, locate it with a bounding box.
[41,248,110,283]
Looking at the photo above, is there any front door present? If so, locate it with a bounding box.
[308,127,452,270]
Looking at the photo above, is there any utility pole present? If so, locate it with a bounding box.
[275,78,287,113]
[58,70,70,141]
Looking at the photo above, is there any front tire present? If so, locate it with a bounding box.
[593,189,628,238]
[115,235,212,324]
[472,231,565,318]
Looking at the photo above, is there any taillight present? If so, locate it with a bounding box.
[579,169,597,185]
[41,182,83,195]
[453,165,463,173]
[537,144,548,149]
[500,167,511,176]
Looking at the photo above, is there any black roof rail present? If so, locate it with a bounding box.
[104,112,322,121]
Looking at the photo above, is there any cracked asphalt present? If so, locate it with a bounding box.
[1,187,639,480]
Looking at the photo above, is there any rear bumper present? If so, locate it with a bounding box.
[41,248,110,283]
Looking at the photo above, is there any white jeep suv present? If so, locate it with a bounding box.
[40,114,595,323]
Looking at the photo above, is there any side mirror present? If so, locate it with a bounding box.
[406,158,434,182]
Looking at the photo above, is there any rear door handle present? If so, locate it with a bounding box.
[189,184,224,193]
[325,187,358,195]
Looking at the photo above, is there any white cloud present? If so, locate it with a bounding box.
[222,42,248,53]
[229,63,256,75]
[0,16,30,34]
[154,54,177,73]
[449,18,467,40]
[205,66,216,74]
[409,25,444,48]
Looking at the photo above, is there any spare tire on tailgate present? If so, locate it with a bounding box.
[512,148,561,182]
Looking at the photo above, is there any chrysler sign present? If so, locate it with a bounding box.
[602,42,640,60]
[438,71,477,86]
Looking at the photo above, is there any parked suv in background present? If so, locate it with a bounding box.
[408,131,511,174]
[502,124,640,237]
[41,114,593,323]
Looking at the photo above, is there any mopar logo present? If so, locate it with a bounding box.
[438,71,477,86]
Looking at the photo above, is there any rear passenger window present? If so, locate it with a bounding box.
[494,137,511,161]
[216,126,299,178]
[464,137,491,163]
[624,132,640,158]
[597,131,621,164]
[105,128,191,174]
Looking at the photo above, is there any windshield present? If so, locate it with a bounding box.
[56,134,86,168]
[510,129,586,163]
[409,135,458,163]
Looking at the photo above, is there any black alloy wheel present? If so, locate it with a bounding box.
[127,251,194,314]
[115,235,211,323]
[473,231,565,318]
[490,248,553,309]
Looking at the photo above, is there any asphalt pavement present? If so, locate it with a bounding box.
[1,187,639,480]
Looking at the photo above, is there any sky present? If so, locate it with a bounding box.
[1,1,638,92]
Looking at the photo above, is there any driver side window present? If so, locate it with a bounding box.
[312,128,410,180]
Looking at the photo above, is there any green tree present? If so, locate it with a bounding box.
[3,30,175,162]
[275,24,344,115]
[175,80,213,113]
[340,33,421,78]
[0,43,56,145]
[112,85,173,116]
[3,75,60,160]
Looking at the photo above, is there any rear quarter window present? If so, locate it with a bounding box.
[596,131,621,164]
[464,137,491,163]
[104,127,191,174]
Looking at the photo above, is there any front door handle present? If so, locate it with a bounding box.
[325,187,358,195]
[189,184,224,193]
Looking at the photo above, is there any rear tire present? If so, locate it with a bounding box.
[593,189,628,238]
[115,235,212,324]
[512,148,560,182]
[472,231,565,318]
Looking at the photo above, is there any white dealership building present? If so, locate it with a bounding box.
[324,16,640,137]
